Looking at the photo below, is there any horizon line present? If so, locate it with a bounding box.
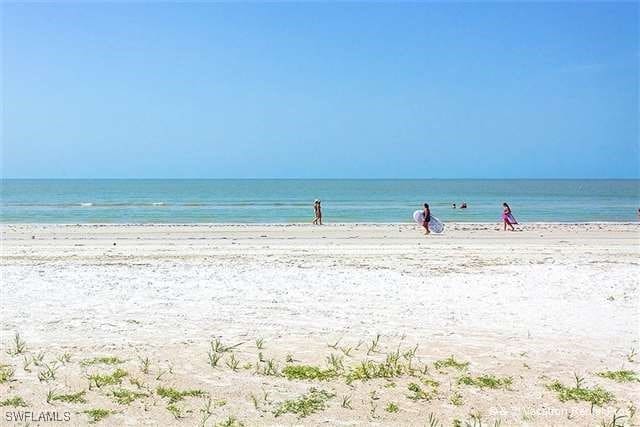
[1,177,639,181]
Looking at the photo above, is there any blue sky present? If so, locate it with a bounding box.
[2,2,638,179]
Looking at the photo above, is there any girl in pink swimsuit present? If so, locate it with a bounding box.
[502,202,517,231]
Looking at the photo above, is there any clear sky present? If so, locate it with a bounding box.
[2,2,638,179]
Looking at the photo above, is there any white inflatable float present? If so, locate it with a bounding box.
[413,210,445,234]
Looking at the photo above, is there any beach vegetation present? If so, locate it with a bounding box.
[258,358,279,376]
[546,376,615,406]
[421,377,440,388]
[22,356,33,372]
[273,388,335,418]
[0,364,15,383]
[402,345,419,373]
[83,408,111,423]
[37,363,58,382]
[216,416,244,427]
[628,402,637,419]
[81,356,125,367]
[465,411,486,427]
[627,348,637,363]
[88,368,128,389]
[7,333,26,355]
[458,374,513,389]
[128,377,147,390]
[404,344,419,358]
[208,350,223,367]
[340,346,353,357]
[596,370,639,383]
[48,390,87,404]
[166,403,182,419]
[255,338,265,349]
[225,353,240,371]
[199,398,213,426]
[345,361,384,383]
[139,356,151,374]
[367,334,381,355]
[327,338,341,349]
[261,391,271,406]
[600,408,628,427]
[32,351,46,366]
[407,382,433,400]
[521,410,534,422]
[452,416,501,427]
[111,388,149,405]
[0,396,27,407]
[210,338,243,354]
[341,394,352,409]
[249,393,259,409]
[450,390,464,406]
[344,361,380,382]
[156,386,207,404]
[155,368,168,381]
[427,413,443,427]
[369,400,379,419]
[57,352,72,365]
[385,402,399,413]
[282,364,337,381]
[386,349,412,375]
[345,353,407,383]
[326,353,344,372]
[434,355,469,371]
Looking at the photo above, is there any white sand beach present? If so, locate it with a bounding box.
[1,223,638,426]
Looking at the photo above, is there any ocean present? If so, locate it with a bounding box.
[1,179,638,223]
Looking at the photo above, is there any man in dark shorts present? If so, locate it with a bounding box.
[422,203,430,235]
[313,199,323,225]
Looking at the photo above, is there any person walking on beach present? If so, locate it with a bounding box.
[502,202,517,231]
[312,199,323,225]
[422,203,431,235]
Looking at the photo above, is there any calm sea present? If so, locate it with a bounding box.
[1,179,638,223]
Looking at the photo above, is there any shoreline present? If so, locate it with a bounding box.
[2,221,639,225]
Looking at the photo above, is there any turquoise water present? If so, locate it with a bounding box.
[1,179,638,223]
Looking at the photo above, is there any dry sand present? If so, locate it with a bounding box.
[0,223,638,426]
